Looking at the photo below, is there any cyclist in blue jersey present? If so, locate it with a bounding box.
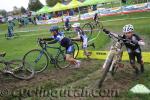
[39,26,81,68]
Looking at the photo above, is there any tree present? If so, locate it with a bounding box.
[0,10,7,17]
[28,0,43,11]
[20,7,26,14]
[46,0,62,7]
[122,0,127,4]
[13,6,20,15]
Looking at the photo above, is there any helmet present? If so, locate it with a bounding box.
[72,23,80,28]
[123,24,134,33]
[50,26,59,32]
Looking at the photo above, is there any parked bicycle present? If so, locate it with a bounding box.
[0,53,34,80]
[98,29,136,88]
[23,38,79,73]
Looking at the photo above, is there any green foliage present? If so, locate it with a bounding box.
[46,0,62,7]
[20,6,26,14]
[28,0,43,11]
[0,10,7,17]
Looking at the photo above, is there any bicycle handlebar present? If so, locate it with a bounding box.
[103,29,136,46]
[37,38,47,48]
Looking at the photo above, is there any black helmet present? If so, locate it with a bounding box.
[49,26,59,32]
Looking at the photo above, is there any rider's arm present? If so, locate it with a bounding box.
[131,34,145,46]
[138,40,145,46]
[42,38,54,41]
[41,37,58,44]
[135,34,145,46]
[71,31,81,41]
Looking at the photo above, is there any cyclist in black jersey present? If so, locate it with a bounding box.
[122,24,145,75]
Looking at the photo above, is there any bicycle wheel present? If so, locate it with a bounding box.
[56,42,79,69]
[23,49,49,73]
[9,60,34,80]
[99,53,114,88]
[82,23,93,40]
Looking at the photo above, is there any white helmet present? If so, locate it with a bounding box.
[123,24,134,33]
[72,23,80,28]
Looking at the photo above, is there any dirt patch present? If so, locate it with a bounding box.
[0,60,101,96]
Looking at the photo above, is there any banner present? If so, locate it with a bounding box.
[36,17,62,25]
[77,50,150,63]
[36,3,150,25]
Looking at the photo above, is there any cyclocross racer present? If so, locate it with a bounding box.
[122,24,145,75]
[40,26,81,68]
[71,23,95,57]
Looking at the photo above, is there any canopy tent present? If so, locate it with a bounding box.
[49,2,68,12]
[67,0,83,9]
[36,6,51,14]
[82,0,121,7]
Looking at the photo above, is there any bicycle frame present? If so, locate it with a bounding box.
[103,41,123,72]
[37,44,65,63]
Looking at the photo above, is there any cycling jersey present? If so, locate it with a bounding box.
[51,32,74,54]
[51,32,65,42]
[122,34,142,53]
[75,28,88,49]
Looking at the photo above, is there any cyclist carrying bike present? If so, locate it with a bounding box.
[39,26,81,68]
[71,23,95,57]
[122,24,145,75]
[93,13,99,24]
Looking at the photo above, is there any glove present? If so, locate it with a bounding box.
[103,29,110,34]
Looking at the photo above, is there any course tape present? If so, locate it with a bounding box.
[77,50,150,63]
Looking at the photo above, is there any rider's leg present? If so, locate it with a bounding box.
[129,53,139,75]
[82,38,91,57]
[66,45,81,67]
[136,52,144,73]
[65,54,77,65]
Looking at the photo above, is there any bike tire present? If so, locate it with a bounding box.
[9,60,34,80]
[99,54,114,88]
[82,23,93,40]
[23,49,49,73]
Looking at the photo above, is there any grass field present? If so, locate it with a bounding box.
[0,11,150,100]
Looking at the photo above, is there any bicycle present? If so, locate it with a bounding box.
[23,38,79,73]
[0,53,34,80]
[82,18,103,40]
[98,29,136,88]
